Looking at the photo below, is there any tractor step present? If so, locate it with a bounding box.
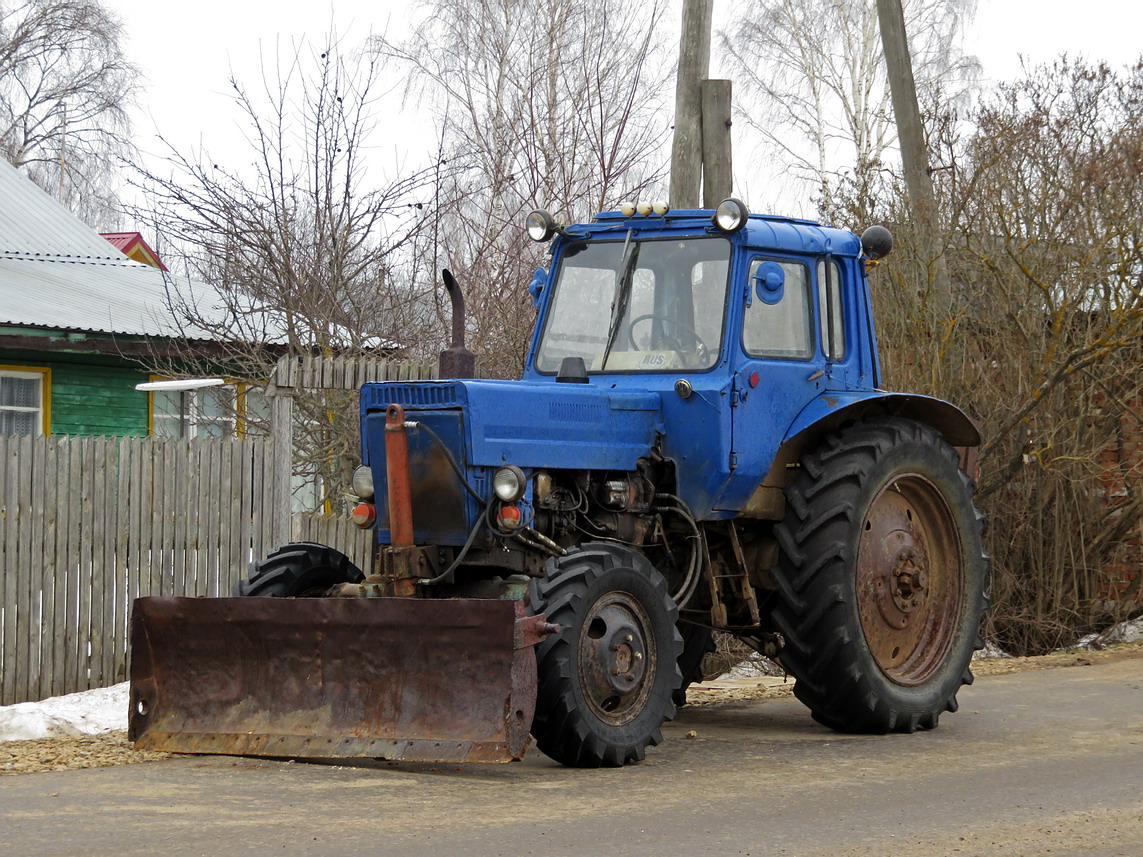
[129,596,553,763]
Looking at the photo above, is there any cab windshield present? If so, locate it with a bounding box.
[535,237,731,373]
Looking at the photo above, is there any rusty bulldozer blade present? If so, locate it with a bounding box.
[129,596,553,764]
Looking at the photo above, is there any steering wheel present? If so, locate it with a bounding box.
[627,313,710,355]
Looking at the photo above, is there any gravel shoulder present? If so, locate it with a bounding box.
[4,640,1141,776]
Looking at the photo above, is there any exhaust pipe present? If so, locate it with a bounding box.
[438,269,475,379]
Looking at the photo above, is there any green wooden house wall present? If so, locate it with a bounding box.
[1,328,154,437]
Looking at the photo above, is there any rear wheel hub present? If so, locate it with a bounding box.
[857,474,964,685]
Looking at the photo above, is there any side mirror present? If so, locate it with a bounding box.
[860,225,894,260]
[528,268,547,307]
[753,261,785,305]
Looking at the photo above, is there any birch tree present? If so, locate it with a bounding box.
[0,0,137,222]
[721,0,977,220]
[378,0,673,377]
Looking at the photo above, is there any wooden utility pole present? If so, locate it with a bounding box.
[876,0,935,222]
[700,79,733,205]
[670,0,713,208]
[876,0,947,298]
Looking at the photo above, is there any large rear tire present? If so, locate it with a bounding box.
[234,542,364,597]
[771,417,987,733]
[528,543,683,767]
[673,623,714,706]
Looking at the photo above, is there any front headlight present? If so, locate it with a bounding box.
[525,209,557,242]
[712,197,749,233]
[492,465,527,502]
[351,465,375,501]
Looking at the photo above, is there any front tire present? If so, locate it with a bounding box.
[234,542,364,597]
[771,418,987,733]
[528,543,684,767]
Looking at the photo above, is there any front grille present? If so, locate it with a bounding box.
[363,382,459,408]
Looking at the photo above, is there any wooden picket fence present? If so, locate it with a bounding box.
[0,434,372,706]
[0,355,436,706]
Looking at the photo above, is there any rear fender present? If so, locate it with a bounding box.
[786,391,980,448]
[740,392,981,519]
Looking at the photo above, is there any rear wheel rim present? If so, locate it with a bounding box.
[856,474,964,686]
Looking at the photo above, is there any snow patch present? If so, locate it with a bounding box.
[1076,617,1143,650]
[0,683,128,742]
[718,656,785,680]
[973,641,1012,659]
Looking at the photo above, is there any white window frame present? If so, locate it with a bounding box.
[149,381,268,439]
[150,383,236,439]
[0,368,48,437]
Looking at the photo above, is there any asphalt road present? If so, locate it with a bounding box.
[3,653,1142,857]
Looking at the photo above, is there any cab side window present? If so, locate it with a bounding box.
[742,259,813,359]
[817,258,846,361]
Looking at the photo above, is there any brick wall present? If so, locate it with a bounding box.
[1095,394,1143,608]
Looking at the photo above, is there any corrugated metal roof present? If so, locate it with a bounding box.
[0,158,223,340]
[99,232,136,252]
[0,254,222,340]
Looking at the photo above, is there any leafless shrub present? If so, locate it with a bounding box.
[862,59,1143,654]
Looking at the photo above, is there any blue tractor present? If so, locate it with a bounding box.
[129,199,987,768]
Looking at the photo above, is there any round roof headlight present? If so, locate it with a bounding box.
[492,465,527,502]
[525,209,557,242]
[351,465,374,501]
[713,197,749,233]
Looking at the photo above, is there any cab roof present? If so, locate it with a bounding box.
[578,208,862,257]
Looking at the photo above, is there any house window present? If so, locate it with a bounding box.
[150,381,267,438]
[151,385,236,438]
[0,367,49,436]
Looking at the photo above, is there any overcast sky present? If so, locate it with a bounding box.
[106,0,1142,215]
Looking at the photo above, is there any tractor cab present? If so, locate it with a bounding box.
[524,199,883,392]
[522,200,891,514]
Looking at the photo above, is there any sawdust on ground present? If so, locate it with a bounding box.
[0,732,171,775]
[684,640,1143,704]
[3,641,1141,776]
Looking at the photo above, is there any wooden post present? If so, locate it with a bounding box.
[670,0,713,208]
[269,356,296,548]
[701,79,733,206]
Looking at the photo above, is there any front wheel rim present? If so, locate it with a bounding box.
[577,591,657,725]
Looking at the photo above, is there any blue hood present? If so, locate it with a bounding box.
[361,379,663,471]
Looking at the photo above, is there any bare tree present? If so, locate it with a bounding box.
[0,0,137,222]
[378,0,674,378]
[872,58,1143,653]
[135,35,439,508]
[721,0,977,219]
